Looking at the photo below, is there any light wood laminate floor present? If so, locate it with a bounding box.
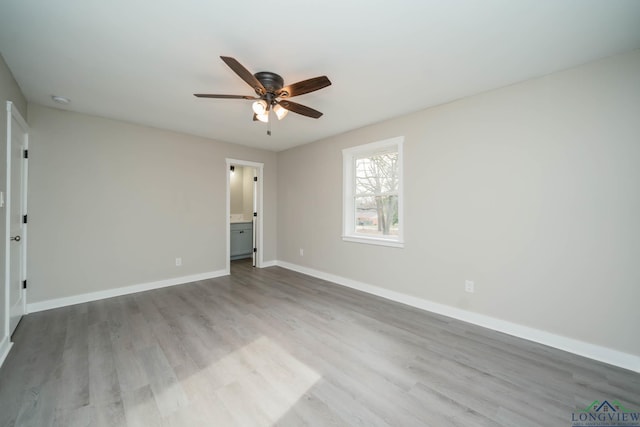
[1,260,639,426]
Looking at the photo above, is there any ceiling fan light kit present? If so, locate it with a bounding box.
[252,99,268,115]
[195,56,331,134]
[256,111,269,123]
[273,104,288,120]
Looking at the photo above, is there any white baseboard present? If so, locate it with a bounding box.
[27,269,228,313]
[275,260,640,373]
[0,334,13,369]
[260,260,278,268]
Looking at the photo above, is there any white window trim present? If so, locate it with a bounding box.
[342,136,404,248]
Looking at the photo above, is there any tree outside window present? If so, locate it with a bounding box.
[354,151,399,236]
[343,137,403,248]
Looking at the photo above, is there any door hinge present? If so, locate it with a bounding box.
[253,212,257,217]
[22,280,27,289]
[23,214,28,224]
[23,149,29,159]
[253,248,257,253]
[253,176,257,182]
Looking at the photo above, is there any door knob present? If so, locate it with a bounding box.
[10,235,20,242]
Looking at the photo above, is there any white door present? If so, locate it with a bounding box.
[252,168,257,267]
[6,102,28,336]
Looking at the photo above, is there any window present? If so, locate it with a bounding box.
[343,136,403,247]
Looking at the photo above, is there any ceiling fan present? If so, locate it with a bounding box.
[194,56,331,134]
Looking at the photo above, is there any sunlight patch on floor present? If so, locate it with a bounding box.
[176,335,321,425]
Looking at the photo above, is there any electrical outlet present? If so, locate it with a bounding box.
[465,280,474,293]
[175,257,182,267]
[299,248,304,256]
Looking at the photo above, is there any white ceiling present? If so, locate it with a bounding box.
[1,1,640,151]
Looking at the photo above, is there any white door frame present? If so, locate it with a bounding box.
[5,101,29,339]
[225,158,264,274]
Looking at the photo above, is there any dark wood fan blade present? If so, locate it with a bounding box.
[220,56,266,95]
[278,76,331,98]
[278,100,323,118]
[194,94,258,100]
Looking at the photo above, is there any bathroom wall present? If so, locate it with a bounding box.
[230,165,255,221]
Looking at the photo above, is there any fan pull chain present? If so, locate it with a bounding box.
[267,110,272,136]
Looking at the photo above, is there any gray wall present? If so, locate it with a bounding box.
[27,105,277,303]
[276,50,640,356]
[0,53,27,341]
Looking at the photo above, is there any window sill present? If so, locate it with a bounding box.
[342,235,404,248]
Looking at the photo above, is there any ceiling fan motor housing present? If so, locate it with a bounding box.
[254,71,285,99]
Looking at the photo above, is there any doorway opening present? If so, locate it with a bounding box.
[226,159,263,275]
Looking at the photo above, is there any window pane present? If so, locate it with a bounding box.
[355,195,398,236]
[355,152,398,196]
[343,136,403,247]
